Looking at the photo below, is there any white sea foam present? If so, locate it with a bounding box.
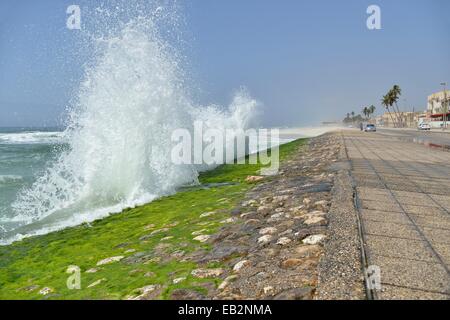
[3,5,259,244]
[0,132,64,145]
[0,175,23,184]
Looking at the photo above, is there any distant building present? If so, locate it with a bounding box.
[375,111,425,128]
[427,90,449,128]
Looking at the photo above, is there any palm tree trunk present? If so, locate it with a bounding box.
[387,108,397,128]
[393,102,403,127]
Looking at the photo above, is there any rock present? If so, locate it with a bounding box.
[143,224,155,230]
[96,256,124,266]
[257,205,271,214]
[294,245,321,257]
[233,260,251,272]
[191,268,224,279]
[302,234,326,245]
[281,258,303,268]
[144,272,156,278]
[257,235,273,244]
[267,213,284,223]
[173,277,186,284]
[303,216,326,225]
[242,199,258,207]
[259,227,278,235]
[276,237,292,246]
[150,228,169,235]
[245,176,264,183]
[23,285,39,292]
[221,217,238,224]
[129,269,144,275]
[263,286,275,295]
[85,268,99,273]
[128,285,161,300]
[202,245,248,262]
[193,235,211,243]
[161,236,174,241]
[191,229,207,236]
[218,275,239,290]
[314,200,328,207]
[170,289,205,300]
[38,287,53,295]
[303,198,311,205]
[87,278,106,288]
[272,195,289,203]
[114,242,130,249]
[124,249,136,253]
[200,211,215,218]
[272,287,314,300]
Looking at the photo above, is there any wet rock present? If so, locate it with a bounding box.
[191,268,224,279]
[96,256,124,266]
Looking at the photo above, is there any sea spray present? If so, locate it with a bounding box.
[4,3,259,244]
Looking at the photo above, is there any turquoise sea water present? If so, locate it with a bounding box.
[0,127,63,236]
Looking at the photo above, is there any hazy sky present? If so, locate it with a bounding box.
[0,0,449,127]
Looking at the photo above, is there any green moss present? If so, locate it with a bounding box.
[0,138,307,300]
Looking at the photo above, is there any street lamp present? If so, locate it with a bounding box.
[441,82,448,130]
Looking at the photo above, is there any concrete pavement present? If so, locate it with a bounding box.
[343,130,450,299]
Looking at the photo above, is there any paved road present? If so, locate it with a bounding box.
[343,129,450,299]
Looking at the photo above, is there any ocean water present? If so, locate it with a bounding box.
[1,2,328,245]
[0,3,262,245]
[0,128,64,235]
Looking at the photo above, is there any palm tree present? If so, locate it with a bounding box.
[369,105,376,118]
[362,106,369,119]
[382,94,398,127]
[390,85,403,127]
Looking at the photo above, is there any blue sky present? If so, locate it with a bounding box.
[0,0,449,127]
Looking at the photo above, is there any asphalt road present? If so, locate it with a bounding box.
[343,129,450,299]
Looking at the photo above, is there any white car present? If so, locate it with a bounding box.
[418,123,431,131]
